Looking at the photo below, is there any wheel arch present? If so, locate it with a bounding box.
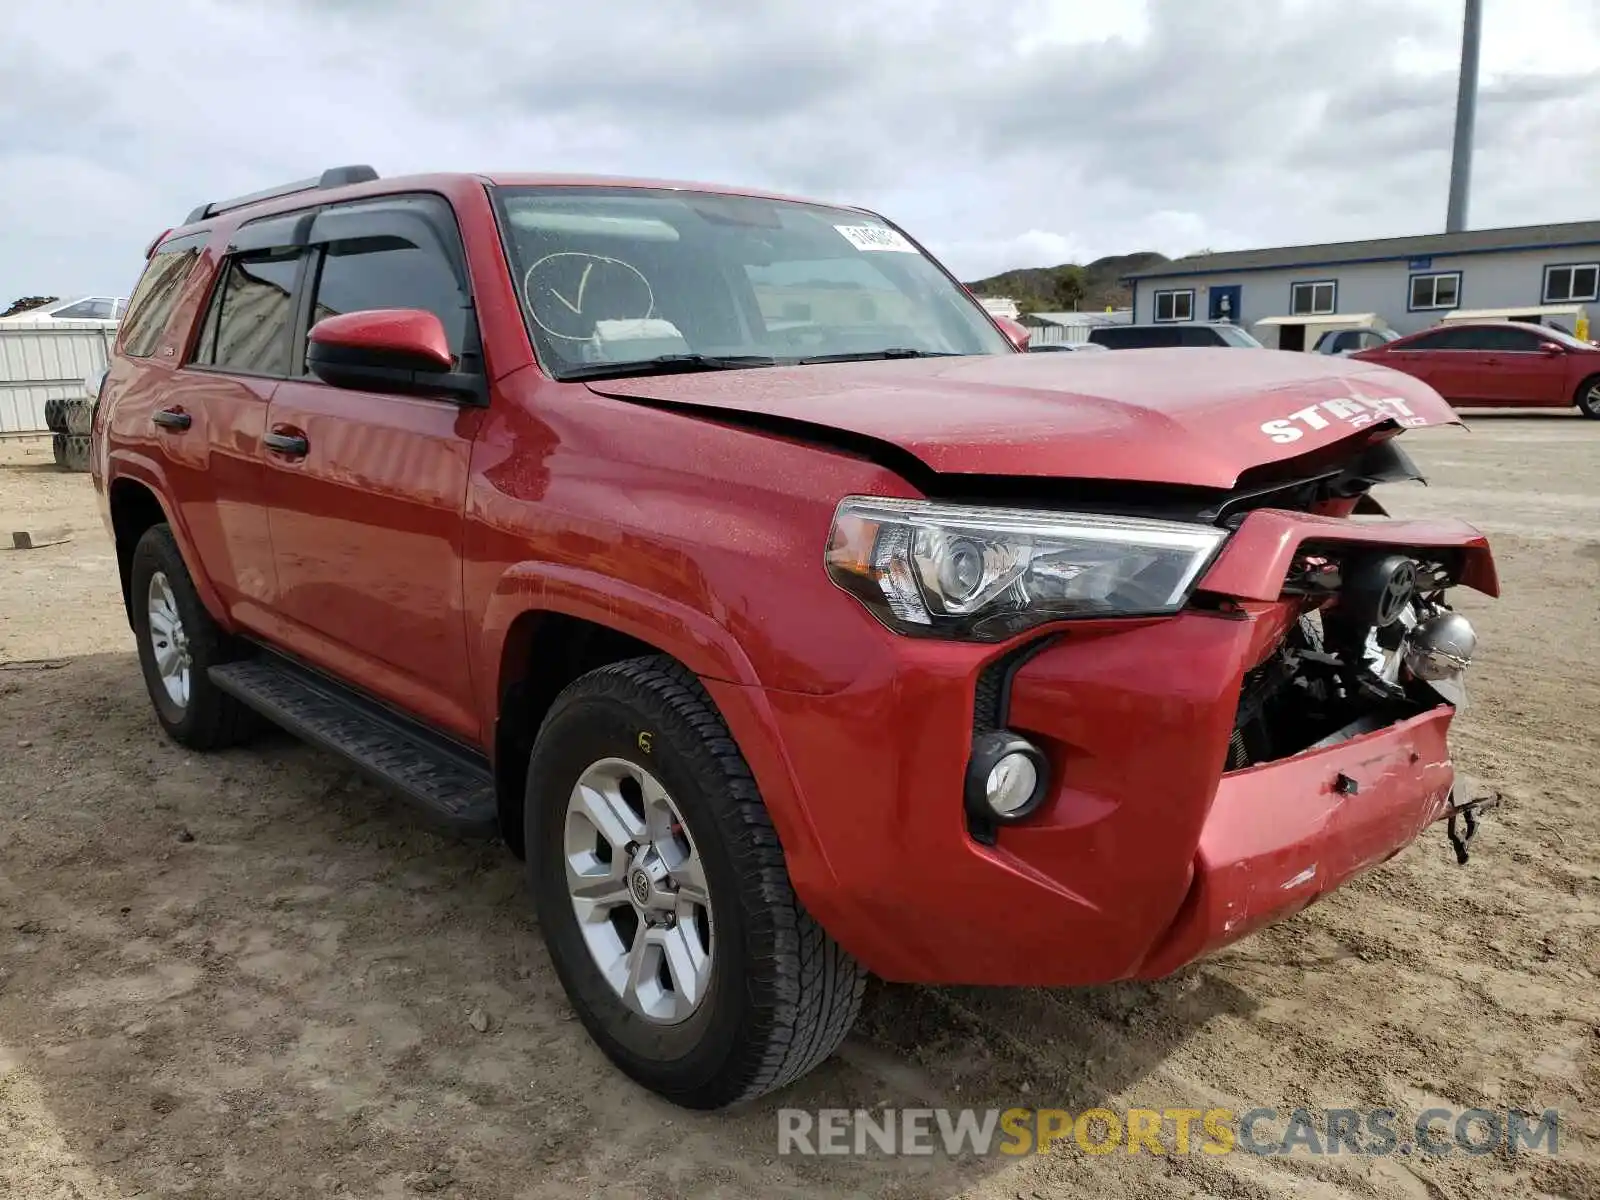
[480,564,825,887]
[106,467,229,631]
[1573,371,1600,417]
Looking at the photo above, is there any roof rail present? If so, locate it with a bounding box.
[183,164,380,225]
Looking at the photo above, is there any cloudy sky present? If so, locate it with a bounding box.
[4,0,1598,299]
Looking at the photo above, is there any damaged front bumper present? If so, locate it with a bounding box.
[732,507,1499,989]
[1133,704,1458,978]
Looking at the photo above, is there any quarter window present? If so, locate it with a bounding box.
[1290,280,1336,315]
[122,246,200,358]
[193,249,302,375]
[1153,289,1194,322]
[1409,272,1460,310]
[1543,263,1598,304]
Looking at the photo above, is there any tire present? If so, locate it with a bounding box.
[61,434,91,472]
[43,398,64,433]
[63,399,93,436]
[51,433,68,468]
[1575,375,1600,419]
[526,656,865,1109]
[129,524,259,749]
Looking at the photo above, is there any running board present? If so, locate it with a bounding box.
[209,654,498,837]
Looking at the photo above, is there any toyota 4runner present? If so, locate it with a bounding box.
[92,165,1497,1109]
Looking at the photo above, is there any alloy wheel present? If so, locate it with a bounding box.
[146,571,192,708]
[563,757,714,1025]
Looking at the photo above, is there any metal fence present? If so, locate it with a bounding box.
[0,321,115,437]
[1026,321,1097,346]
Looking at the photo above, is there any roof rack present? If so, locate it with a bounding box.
[183,164,379,225]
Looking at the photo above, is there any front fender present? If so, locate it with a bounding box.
[477,559,841,905]
[477,560,764,704]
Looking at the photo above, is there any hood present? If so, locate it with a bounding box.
[585,349,1461,490]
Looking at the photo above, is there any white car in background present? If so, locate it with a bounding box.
[0,295,127,322]
[1313,327,1401,356]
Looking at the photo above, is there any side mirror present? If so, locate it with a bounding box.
[994,315,1031,351]
[1539,340,1565,354]
[307,309,484,402]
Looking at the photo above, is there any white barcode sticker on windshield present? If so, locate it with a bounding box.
[834,223,917,253]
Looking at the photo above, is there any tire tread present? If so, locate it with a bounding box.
[131,524,259,750]
[537,655,865,1106]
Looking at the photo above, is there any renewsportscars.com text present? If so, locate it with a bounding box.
[777,1106,1560,1158]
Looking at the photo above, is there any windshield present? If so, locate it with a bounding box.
[1539,322,1592,347]
[492,186,1011,379]
[1213,324,1264,348]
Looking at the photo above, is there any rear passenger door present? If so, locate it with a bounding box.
[1423,326,1495,403]
[159,217,310,621]
[260,194,487,741]
[1379,328,1456,393]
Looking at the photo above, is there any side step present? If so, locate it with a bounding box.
[210,654,498,837]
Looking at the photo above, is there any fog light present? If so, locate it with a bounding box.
[965,730,1049,824]
[985,753,1038,816]
[1403,610,1477,707]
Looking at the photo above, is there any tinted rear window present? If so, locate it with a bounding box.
[193,249,302,375]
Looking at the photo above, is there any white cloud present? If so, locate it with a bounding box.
[3,0,1597,297]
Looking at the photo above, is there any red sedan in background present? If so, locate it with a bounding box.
[1351,319,1600,418]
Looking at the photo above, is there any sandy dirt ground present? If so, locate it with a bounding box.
[0,415,1596,1200]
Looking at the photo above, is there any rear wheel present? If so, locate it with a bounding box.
[63,399,93,436]
[1575,375,1600,419]
[129,524,258,749]
[527,656,865,1108]
[60,433,91,472]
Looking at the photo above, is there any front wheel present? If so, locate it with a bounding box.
[1575,375,1600,419]
[527,656,865,1109]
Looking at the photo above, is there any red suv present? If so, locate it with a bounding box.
[1351,318,1600,416]
[92,165,1498,1108]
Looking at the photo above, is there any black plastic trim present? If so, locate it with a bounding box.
[185,164,379,224]
[972,633,1063,734]
[210,646,496,836]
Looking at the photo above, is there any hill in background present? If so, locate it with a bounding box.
[965,251,1169,314]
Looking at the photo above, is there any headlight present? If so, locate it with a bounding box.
[825,496,1228,641]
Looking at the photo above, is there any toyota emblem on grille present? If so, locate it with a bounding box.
[1376,559,1417,626]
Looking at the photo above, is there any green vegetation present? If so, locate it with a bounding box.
[965,252,1168,315]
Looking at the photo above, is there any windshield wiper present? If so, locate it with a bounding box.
[561,353,780,381]
[797,348,962,364]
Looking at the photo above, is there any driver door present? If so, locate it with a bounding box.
[258,195,487,740]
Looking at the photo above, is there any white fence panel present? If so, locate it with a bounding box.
[0,322,116,435]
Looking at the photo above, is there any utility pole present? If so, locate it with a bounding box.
[1445,0,1483,233]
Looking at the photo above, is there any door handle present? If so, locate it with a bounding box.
[263,430,309,457]
[152,408,191,431]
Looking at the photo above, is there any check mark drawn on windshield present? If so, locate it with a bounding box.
[549,261,594,315]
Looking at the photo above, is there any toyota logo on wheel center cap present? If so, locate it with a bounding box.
[629,869,652,906]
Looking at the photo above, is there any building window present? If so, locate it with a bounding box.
[1153,289,1194,322]
[1290,280,1336,315]
[1409,272,1460,311]
[1544,263,1599,304]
